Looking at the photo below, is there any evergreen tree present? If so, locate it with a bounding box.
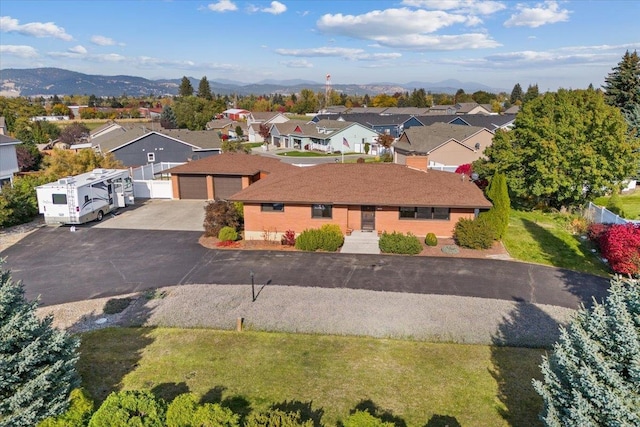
[179,76,194,97]
[510,83,523,104]
[197,76,213,100]
[160,105,178,129]
[523,84,540,103]
[533,276,640,426]
[623,104,640,138]
[603,50,640,111]
[0,264,80,426]
[480,172,510,239]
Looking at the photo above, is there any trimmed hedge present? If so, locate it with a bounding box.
[218,226,238,242]
[37,389,95,427]
[295,224,344,252]
[424,233,438,247]
[453,217,494,249]
[88,390,166,427]
[379,232,423,255]
[245,409,313,427]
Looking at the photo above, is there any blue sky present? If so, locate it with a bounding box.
[1,0,639,92]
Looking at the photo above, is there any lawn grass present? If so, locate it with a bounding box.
[78,328,546,427]
[504,210,609,276]
[593,191,640,220]
[277,150,339,157]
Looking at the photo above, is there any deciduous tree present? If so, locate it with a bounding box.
[0,263,80,426]
[44,148,123,180]
[474,89,639,209]
[533,276,640,426]
[59,122,90,144]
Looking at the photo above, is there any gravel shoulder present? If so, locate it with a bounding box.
[38,284,574,347]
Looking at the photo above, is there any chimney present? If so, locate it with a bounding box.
[405,155,429,172]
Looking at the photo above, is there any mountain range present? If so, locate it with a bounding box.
[0,67,505,98]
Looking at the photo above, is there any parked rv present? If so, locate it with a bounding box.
[36,168,134,225]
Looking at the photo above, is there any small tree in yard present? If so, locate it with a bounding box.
[533,276,640,426]
[0,263,80,427]
[203,200,242,237]
[258,123,270,144]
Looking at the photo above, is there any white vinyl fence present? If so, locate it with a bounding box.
[131,162,183,199]
[584,202,639,225]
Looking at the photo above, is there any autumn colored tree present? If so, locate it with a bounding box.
[44,149,123,180]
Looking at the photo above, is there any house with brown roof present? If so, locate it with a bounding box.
[165,153,295,200]
[393,123,494,170]
[247,112,289,142]
[229,161,491,239]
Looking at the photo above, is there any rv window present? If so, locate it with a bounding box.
[52,194,67,204]
[85,195,90,203]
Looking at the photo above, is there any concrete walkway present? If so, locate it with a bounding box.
[341,230,380,254]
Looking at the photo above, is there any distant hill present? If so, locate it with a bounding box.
[0,67,505,97]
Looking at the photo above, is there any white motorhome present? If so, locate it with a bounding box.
[36,168,134,225]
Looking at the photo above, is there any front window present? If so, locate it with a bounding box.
[399,207,450,220]
[52,194,67,204]
[261,203,284,212]
[312,204,332,218]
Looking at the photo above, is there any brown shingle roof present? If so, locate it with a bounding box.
[165,152,296,176]
[394,123,486,153]
[229,163,491,208]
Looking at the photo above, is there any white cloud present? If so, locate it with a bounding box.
[0,16,72,40]
[0,44,38,58]
[275,46,402,61]
[504,1,570,28]
[375,33,500,50]
[68,45,87,54]
[281,59,313,68]
[262,1,287,15]
[91,35,116,46]
[402,0,506,15]
[208,0,238,12]
[94,53,127,62]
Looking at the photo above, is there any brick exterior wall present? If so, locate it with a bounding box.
[243,203,477,240]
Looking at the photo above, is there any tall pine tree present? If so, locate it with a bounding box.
[510,83,523,105]
[197,76,213,100]
[603,50,640,111]
[178,76,194,97]
[0,264,80,426]
[533,276,640,426]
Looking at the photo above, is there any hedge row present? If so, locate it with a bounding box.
[39,390,393,427]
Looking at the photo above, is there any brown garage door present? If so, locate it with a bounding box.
[213,176,243,200]
[178,175,208,199]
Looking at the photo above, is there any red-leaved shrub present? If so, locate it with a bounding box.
[281,229,296,246]
[586,223,611,250]
[455,163,472,175]
[599,223,640,275]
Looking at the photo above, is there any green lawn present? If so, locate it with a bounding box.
[504,210,609,276]
[277,150,340,157]
[593,191,640,219]
[78,328,546,427]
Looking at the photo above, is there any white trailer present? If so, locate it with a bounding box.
[36,168,134,225]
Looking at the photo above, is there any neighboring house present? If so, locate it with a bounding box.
[312,113,420,138]
[229,161,491,240]
[0,133,21,188]
[416,114,516,131]
[31,115,70,121]
[504,105,521,115]
[393,123,494,169]
[427,105,457,115]
[455,103,493,115]
[165,153,295,200]
[90,120,126,140]
[247,112,290,142]
[93,126,222,167]
[270,120,380,153]
[223,109,250,121]
[0,116,6,135]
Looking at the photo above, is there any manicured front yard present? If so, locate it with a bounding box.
[78,328,546,427]
[504,210,609,276]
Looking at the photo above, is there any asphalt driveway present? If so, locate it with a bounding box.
[0,227,610,309]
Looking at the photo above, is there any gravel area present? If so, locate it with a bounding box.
[39,284,574,347]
